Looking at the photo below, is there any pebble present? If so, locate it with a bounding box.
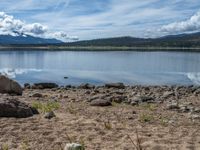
[44,111,56,119]
[90,99,112,107]
[167,101,179,110]
[32,93,43,98]
[64,143,85,150]
[190,114,200,121]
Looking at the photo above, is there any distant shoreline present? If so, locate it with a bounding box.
[1,46,200,52]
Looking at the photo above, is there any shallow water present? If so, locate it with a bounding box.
[0,50,200,85]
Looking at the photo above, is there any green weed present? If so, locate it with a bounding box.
[1,144,9,150]
[139,113,154,123]
[32,101,60,113]
[141,103,157,111]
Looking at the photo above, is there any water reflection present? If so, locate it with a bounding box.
[0,50,200,85]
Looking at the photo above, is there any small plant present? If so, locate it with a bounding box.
[45,101,60,112]
[103,120,112,130]
[141,103,157,111]
[111,101,121,107]
[67,103,77,114]
[80,145,85,150]
[32,101,43,110]
[20,139,30,150]
[127,129,144,150]
[32,101,60,113]
[79,137,86,150]
[139,113,154,123]
[1,144,9,150]
[159,116,168,126]
[66,133,73,143]
[53,143,63,150]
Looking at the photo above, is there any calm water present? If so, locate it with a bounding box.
[0,50,200,85]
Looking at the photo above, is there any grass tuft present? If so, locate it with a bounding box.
[140,103,157,111]
[103,120,112,130]
[127,129,145,150]
[139,113,154,123]
[32,101,60,113]
[1,144,9,150]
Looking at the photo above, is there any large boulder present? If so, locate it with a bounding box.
[32,83,58,89]
[0,75,23,95]
[78,83,95,89]
[111,95,128,103]
[133,96,154,103]
[0,98,39,118]
[90,99,112,107]
[105,83,125,89]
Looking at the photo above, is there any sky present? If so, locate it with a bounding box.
[0,0,200,41]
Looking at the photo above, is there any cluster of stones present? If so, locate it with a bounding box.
[75,83,200,121]
[0,75,38,118]
[1,74,200,121]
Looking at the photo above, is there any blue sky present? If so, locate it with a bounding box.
[0,0,200,41]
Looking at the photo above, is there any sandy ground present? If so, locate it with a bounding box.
[0,86,200,150]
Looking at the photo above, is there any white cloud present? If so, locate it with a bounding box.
[0,12,77,41]
[0,0,200,39]
[160,11,200,34]
[32,0,171,39]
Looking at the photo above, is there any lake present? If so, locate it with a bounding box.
[0,50,200,86]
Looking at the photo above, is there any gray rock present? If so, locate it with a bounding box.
[130,101,138,106]
[93,89,100,93]
[64,143,85,150]
[111,95,127,103]
[65,85,72,89]
[24,83,31,89]
[179,105,191,113]
[88,94,110,102]
[0,75,23,95]
[0,98,39,118]
[78,83,95,89]
[32,93,43,98]
[194,88,200,95]
[162,91,174,99]
[44,111,56,119]
[132,96,154,103]
[167,101,179,110]
[179,103,195,113]
[194,108,200,113]
[30,107,39,115]
[88,96,99,102]
[190,114,200,120]
[105,83,125,89]
[32,83,58,89]
[110,91,124,95]
[85,90,91,95]
[90,99,112,107]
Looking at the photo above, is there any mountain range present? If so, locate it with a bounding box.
[0,32,200,47]
[0,34,62,45]
[64,32,200,47]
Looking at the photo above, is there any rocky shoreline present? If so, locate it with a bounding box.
[25,82,200,118]
[0,76,200,149]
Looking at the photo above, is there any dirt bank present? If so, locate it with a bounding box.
[0,85,200,150]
